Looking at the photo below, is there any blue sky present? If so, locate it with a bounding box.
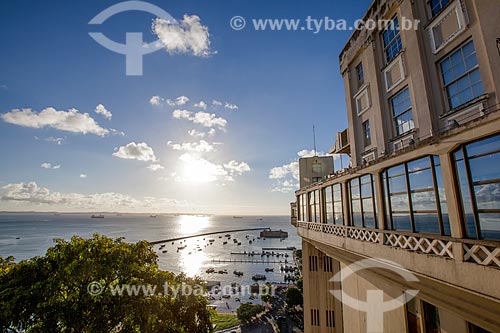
[0,0,372,215]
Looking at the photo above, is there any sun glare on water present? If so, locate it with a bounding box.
[178,214,210,235]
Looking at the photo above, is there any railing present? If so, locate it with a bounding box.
[462,240,500,269]
[295,221,500,268]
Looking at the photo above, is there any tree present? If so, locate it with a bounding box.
[0,234,212,333]
[285,287,303,308]
[236,303,265,324]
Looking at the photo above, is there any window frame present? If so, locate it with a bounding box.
[349,174,378,229]
[324,183,344,225]
[439,40,484,111]
[453,134,500,240]
[363,120,371,147]
[428,0,451,18]
[382,16,403,64]
[383,155,449,235]
[356,62,364,88]
[390,87,415,137]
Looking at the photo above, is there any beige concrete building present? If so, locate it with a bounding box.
[294,0,500,332]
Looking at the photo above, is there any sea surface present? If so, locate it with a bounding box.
[0,213,300,312]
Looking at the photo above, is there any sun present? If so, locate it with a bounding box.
[179,154,225,183]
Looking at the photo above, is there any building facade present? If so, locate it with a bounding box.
[294,0,500,332]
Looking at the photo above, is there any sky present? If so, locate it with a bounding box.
[0,0,372,215]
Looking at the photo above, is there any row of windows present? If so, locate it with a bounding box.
[356,23,484,138]
[309,255,319,272]
[311,309,320,326]
[298,134,500,241]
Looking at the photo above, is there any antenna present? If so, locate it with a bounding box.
[313,125,317,156]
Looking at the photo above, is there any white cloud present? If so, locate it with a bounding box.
[113,142,157,162]
[109,128,126,136]
[80,174,87,178]
[269,161,299,180]
[147,164,164,171]
[224,160,251,176]
[41,163,61,170]
[0,182,184,211]
[152,15,214,57]
[167,96,190,106]
[297,149,319,158]
[1,107,110,136]
[95,104,112,120]
[172,110,227,130]
[167,140,215,153]
[176,153,250,183]
[35,136,64,145]
[194,101,207,110]
[187,128,216,139]
[212,100,222,107]
[150,95,163,106]
[224,102,238,110]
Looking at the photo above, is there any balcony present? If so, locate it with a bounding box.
[329,128,350,155]
[295,220,500,328]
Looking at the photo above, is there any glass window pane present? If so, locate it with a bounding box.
[478,213,500,240]
[334,202,343,225]
[454,153,477,238]
[393,213,412,231]
[325,186,333,204]
[351,199,362,227]
[411,190,437,211]
[474,183,500,210]
[469,152,500,182]
[391,193,410,212]
[350,178,360,199]
[467,135,500,158]
[364,213,376,228]
[409,169,434,191]
[414,213,440,234]
[389,175,407,194]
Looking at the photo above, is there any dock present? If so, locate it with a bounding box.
[262,247,296,251]
[211,259,290,264]
[150,227,270,245]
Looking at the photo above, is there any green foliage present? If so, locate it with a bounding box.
[260,292,272,304]
[0,234,212,333]
[296,277,303,294]
[211,313,239,330]
[285,287,303,308]
[236,303,265,324]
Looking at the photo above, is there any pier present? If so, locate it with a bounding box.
[212,259,290,264]
[150,227,270,245]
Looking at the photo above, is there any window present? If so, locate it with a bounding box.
[324,184,344,225]
[382,17,403,63]
[454,134,500,240]
[308,190,321,223]
[349,175,377,228]
[363,120,371,147]
[326,310,335,328]
[391,88,414,136]
[468,323,492,333]
[383,156,451,235]
[311,309,320,326]
[356,62,364,87]
[312,162,322,173]
[429,0,451,17]
[323,256,333,272]
[423,302,441,333]
[299,193,307,221]
[440,40,484,110]
[309,256,318,271]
